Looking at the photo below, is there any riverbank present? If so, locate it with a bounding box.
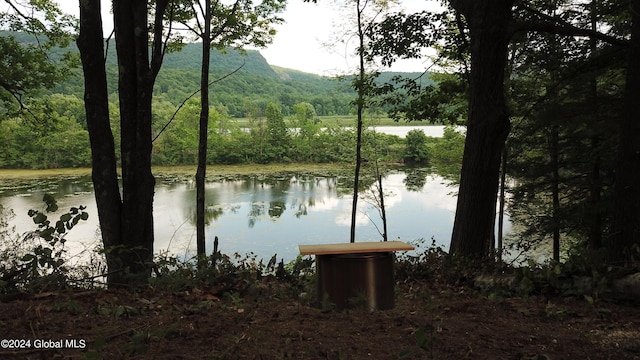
[0,163,354,180]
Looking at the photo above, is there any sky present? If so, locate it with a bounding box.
[258,1,441,75]
[56,1,441,76]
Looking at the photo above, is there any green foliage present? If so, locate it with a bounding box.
[293,102,317,124]
[514,252,612,300]
[404,129,430,164]
[0,1,77,112]
[364,9,468,123]
[426,126,465,181]
[505,9,623,259]
[45,41,358,118]
[0,91,463,168]
[0,93,92,168]
[150,251,315,298]
[0,30,460,169]
[169,0,286,49]
[264,102,290,161]
[0,195,88,294]
[395,238,449,284]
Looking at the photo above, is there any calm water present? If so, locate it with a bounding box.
[0,168,498,264]
[370,125,462,138]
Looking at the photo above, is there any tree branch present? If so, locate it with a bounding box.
[513,4,628,47]
[152,60,246,142]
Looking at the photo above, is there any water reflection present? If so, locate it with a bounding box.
[403,167,430,192]
[0,169,491,263]
[152,171,461,262]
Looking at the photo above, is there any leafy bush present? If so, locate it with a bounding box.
[0,194,88,294]
[514,251,612,300]
[403,129,430,164]
[150,250,315,298]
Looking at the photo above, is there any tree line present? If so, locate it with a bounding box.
[0,93,461,169]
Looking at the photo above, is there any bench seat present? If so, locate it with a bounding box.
[299,240,414,256]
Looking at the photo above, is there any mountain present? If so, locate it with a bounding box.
[46,39,357,117]
[3,31,428,117]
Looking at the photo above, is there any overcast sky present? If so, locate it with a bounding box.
[57,1,441,75]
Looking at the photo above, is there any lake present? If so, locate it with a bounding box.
[244,125,465,138]
[0,125,509,265]
[368,125,464,138]
[0,167,505,264]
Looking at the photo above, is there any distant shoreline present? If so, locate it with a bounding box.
[0,163,356,180]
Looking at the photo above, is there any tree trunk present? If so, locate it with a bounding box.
[497,145,507,262]
[551,124,561,262]
[77,0,123,284]
[78,0,167,287]
[588,0,603,250]
[609,0,640,264]
[350,0,366,243]
[449,0,513,258]
[113,0,156,285]
[197,0,212,259]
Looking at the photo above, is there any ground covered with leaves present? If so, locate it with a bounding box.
[1,267,640,360]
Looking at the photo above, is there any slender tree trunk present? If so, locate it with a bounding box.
[610,0,640,264]
[378,175,387,242]
[497,145,507,262]
[588,133,603,249]
[77,0,123,284]
[588,0,603,250]
[449,0,513,258]
[350,0,366,243]
[550,124,561,262]
[196,0,212,259]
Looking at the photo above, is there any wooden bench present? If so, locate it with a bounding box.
[299,240,414,256]
[299,241,414,310]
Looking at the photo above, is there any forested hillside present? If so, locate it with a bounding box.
[0,31,436,169]
[35,36,418,117]
[46,40,353,117]
[4,30,427,118]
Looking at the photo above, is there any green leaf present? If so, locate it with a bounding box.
[55,221,66,234]
[40,228,54,241]
[33,212,47,225]
[43,194,58,212]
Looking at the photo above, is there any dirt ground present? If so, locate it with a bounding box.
[1,279,639,360]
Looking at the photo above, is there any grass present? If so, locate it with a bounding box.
[0,167,92,179]
[231,114,438,128]
[317,115,434,127]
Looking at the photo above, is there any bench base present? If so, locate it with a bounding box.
[316,252,394,311]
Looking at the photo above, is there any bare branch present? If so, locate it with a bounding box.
[152,60,246,142]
